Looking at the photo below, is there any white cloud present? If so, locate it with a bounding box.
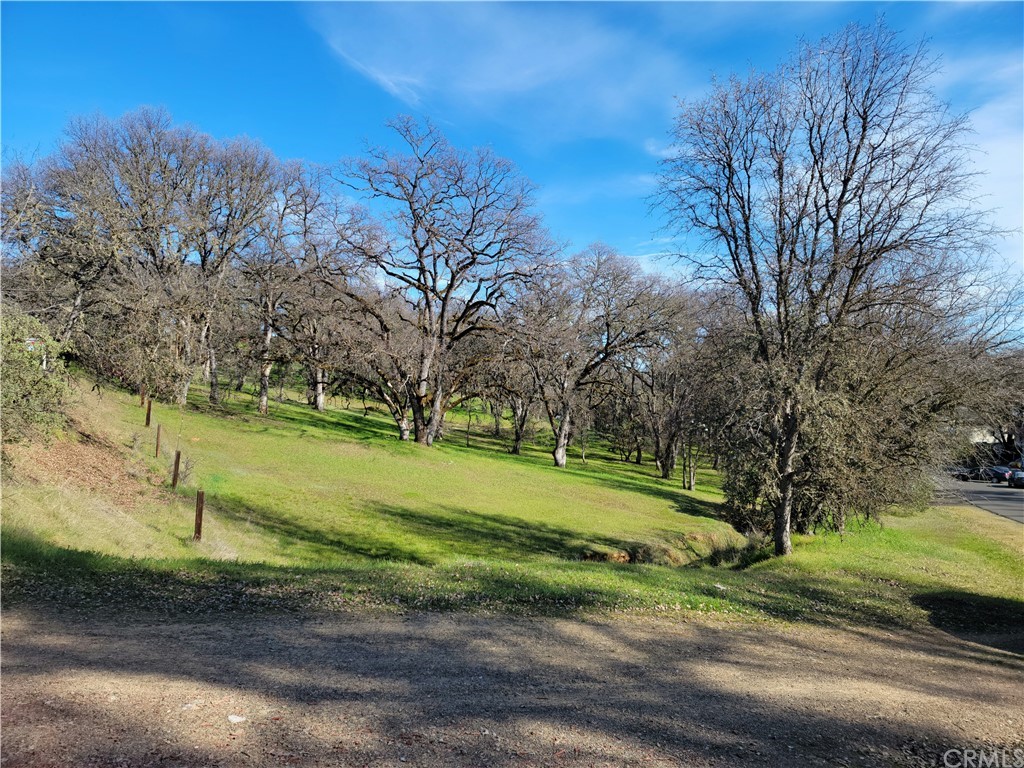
[331,47,425,105]
[643,137,677,160]
[935,51,1024,272]
[309,4,692,143]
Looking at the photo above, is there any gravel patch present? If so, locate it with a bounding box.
[3,609,1022,767]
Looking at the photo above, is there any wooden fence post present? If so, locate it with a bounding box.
[193,490,204,541]
[155,424,161,458]
[145,398,152,427]
[172,450,182,490]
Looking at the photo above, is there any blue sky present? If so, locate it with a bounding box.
[2,2,1021,273]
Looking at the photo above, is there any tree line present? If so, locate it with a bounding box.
[3,22,1020,555]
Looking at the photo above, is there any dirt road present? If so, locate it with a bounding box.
[2,610,1021,767]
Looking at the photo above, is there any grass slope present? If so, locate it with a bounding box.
[3,380,1022,635]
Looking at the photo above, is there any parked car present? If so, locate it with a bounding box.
[951,466,993,482]
[949,466,1009,482]
[1008,470,1024,489]
[988,466,1013,483]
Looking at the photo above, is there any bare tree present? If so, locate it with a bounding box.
[190,138,276,404]
[658,22,1013,554]
[515,245,677,468]
[341,117,555,445]
[2,109,215,402]
[237,162,305,415]
[479,345,537,455]
[336,285,420,439]
[272,166,377,412]
[970,350,1024,465]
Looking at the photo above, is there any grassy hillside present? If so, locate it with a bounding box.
[3,379,1022,633]
[4,381,737,566]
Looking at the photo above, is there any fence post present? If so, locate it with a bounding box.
[193,490,204,541]
[145,398,152,427]
[172,450,182,490]
[155,424,161,458]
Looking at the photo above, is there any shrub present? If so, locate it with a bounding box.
[705,530,771,568]
[1,306,71,442]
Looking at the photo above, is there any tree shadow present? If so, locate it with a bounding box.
[211,495,680,568]
[368,503,632,562]
[265,405,400,444]
[211,493,434,565]
[182,390,733,536]
[6,522,1024,683]
[189,396,402,445]
[4,608,1021,768]
[673,492,726,521]
[912,590,1024,654]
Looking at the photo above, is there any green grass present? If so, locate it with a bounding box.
[6,382,735,566]
[2,379,1022,634]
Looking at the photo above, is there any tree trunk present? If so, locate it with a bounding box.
[490,401,502,436]
[652,429,664,476]
[411,395,428,444]
[773,400,799,556]
[552,407,572,468]
[553,440,568,468]
[774,477,794,556]
[376,384,413,442]
[660,434,679,480]
[176,332,194,406]
[661,451,676,480]
[177,373,194,407]
[258,362,272,415]
[681,444,698,491]
[59,291,85,344]
[258,322,273,416]
[208,345,221,405]
[312,366,326,412]
[510,398,529,455]
[634,440,643,465]
[424,385,446,446]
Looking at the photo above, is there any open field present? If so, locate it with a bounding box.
[3,380,737,571]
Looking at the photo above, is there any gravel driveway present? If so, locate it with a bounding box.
[2,610,1022,767]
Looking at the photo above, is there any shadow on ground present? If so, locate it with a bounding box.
[3,524,1020,641]
[912,590,1024,654]
[2,609,1022,768]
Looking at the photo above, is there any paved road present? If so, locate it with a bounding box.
[937,479,1024,524]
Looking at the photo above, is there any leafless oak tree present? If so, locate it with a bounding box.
[341,117,555,445]
[514,245,677,468]
[658,22,1012,554]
